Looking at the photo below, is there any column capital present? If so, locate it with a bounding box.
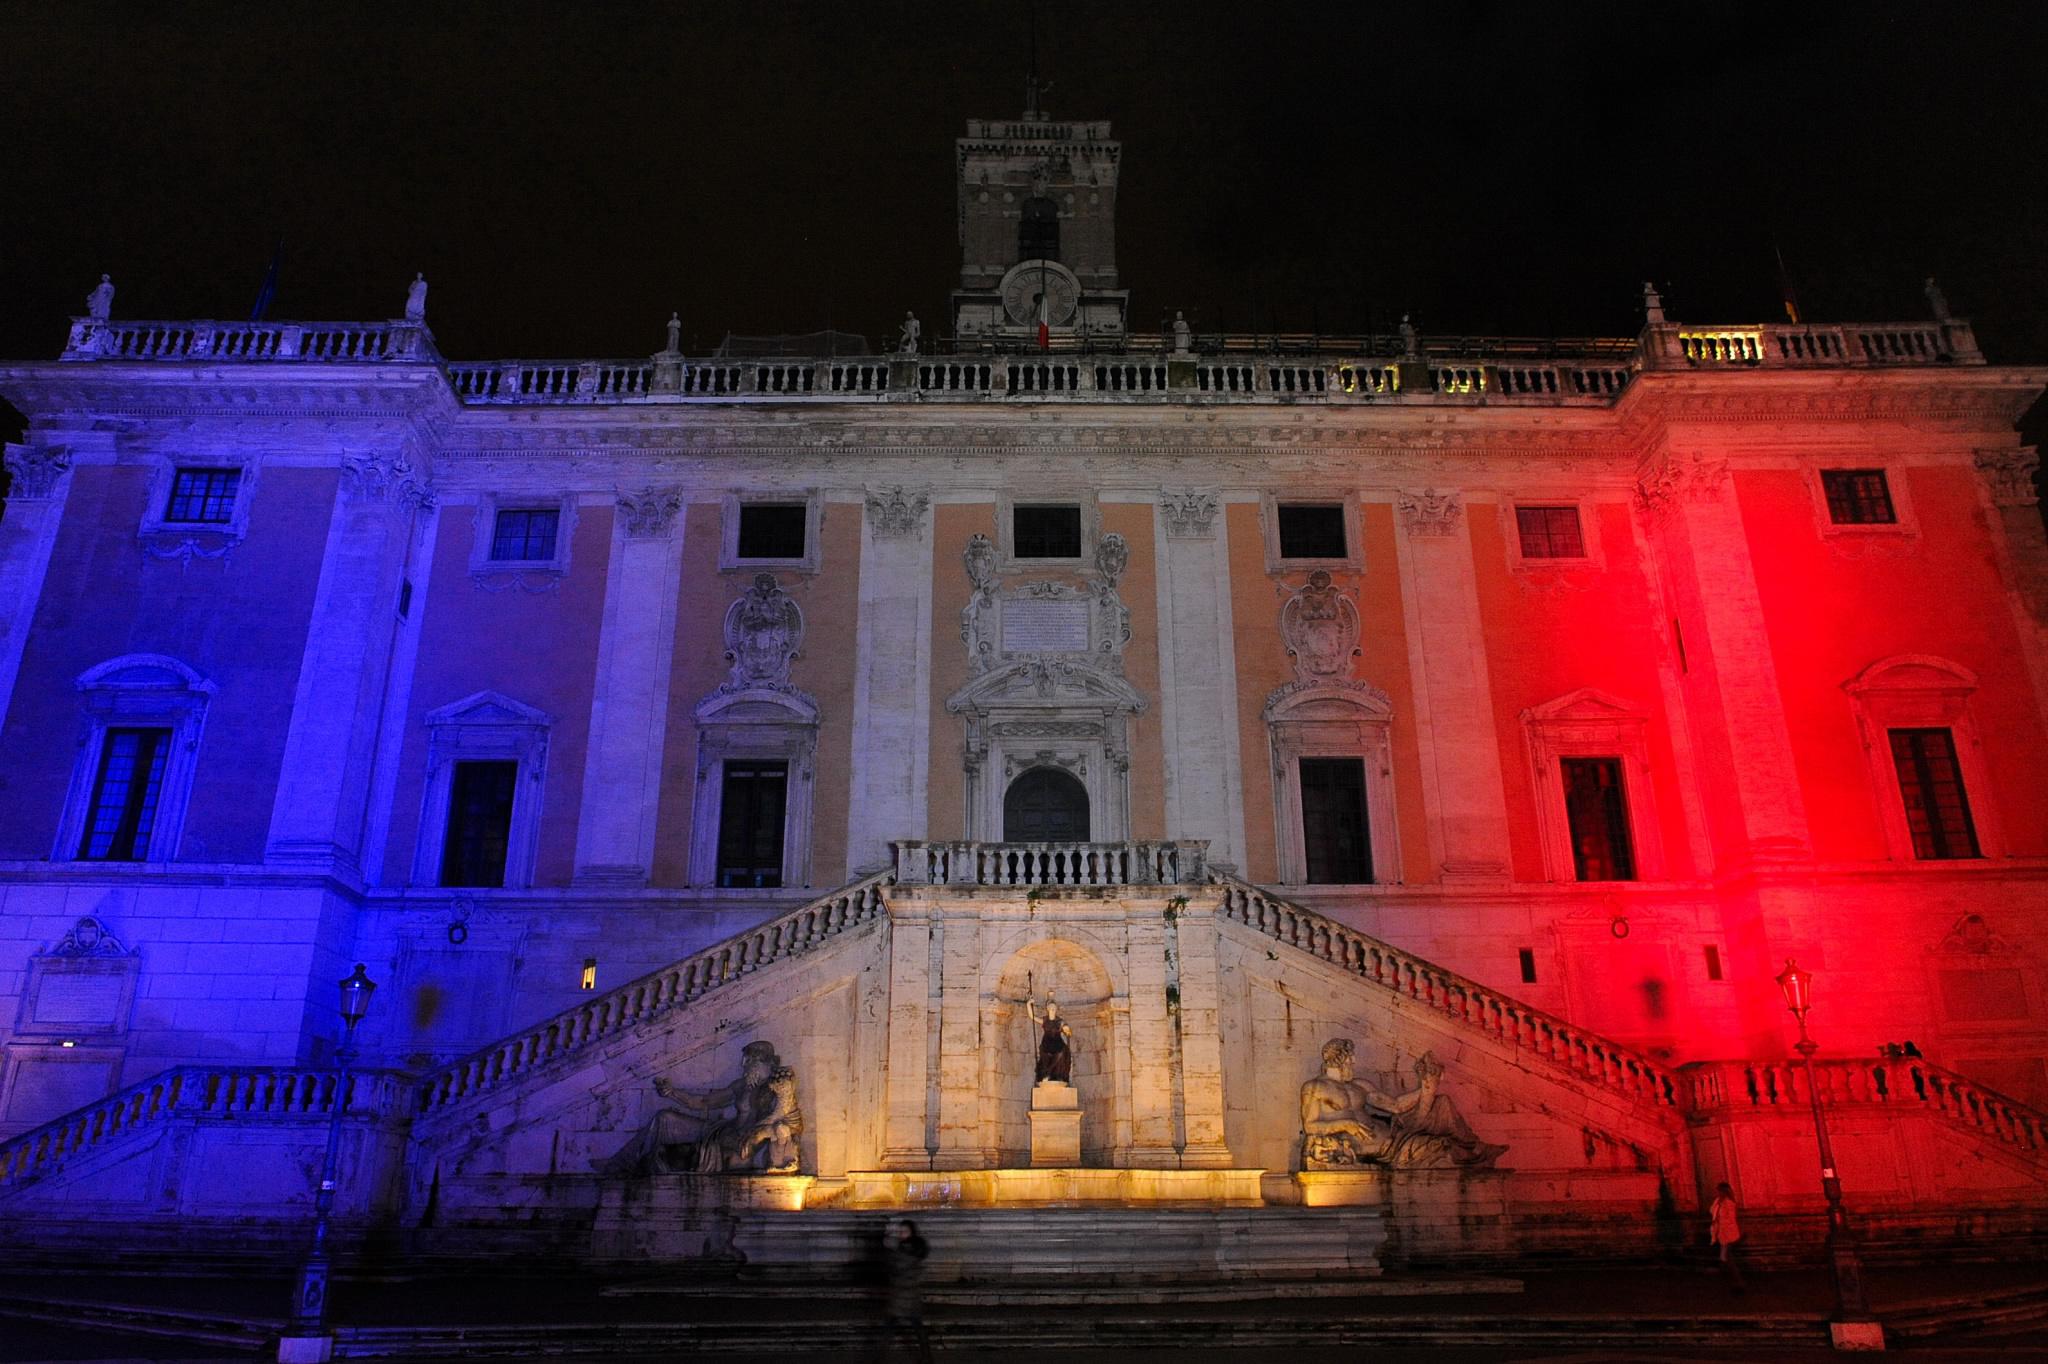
[864,485,931,539]
[1395,488,1462,537]
[1,443,72,500]
[617,485,685,538]
[1159,489,1221,539]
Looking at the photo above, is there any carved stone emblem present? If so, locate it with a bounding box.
[618,485,684,538]
[864,485,931,538]
[1395,488,1462,536]
[1159,490,1220,539]
[962,533,1000,673]
[722,573,804,694]
[48,916,132,958]
[2,444,73,501]
[1300,1038,1506,1170]
[1280,570,1361,684]
[1975,447,2040,507]
[1094,531,1129,587]
[1935,913,2017,957]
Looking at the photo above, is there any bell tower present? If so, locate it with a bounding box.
[951,106,1129,346]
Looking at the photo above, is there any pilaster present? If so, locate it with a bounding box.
[931,906,984,1170]
[1122,913,1179,1166]
[572,487,685,885]
[847,488,933,872]
[1171,896,1234,1167]
[1154,491,1248,871]
[879,898,935,1169]
[264,452,431,871]
[0,440,80,726]
[1639,453,1812,863]
[1392,489,1512,882]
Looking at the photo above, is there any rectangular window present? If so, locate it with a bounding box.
[1299,756,1372,884]
[1888,728,1980,859]
[1516,505,1585,559]
[1821,469,1897,525]
[1704,945,1724,981]
[716,760,788,887]
[736,504,808,560]
[439,760,517,887]
[1518,948,1538,984]
[165,468,240,524]
[490,508,560,562]
[1560,756,1636,881]
[79,728,171,860]
[1013,504,1081,559]
[1278,504,1348,560]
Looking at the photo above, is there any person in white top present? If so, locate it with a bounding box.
[1709,1181,1746,1292]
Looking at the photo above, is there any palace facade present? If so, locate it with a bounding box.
[1,108,2044,1269]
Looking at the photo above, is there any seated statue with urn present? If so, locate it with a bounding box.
[1300,1038,1507,1170]
[596,1040,804,1176]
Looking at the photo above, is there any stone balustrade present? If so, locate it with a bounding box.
[53,315,1981,406]
[62,318,431,363]
[414,871,892,1117]
[1214,875,1683,1114]
[0,1065,410,1190]
[891,839,1209,888]
[1684,1057,2047,1163]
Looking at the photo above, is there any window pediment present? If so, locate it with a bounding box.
[946,658,1146,717]
[425,690,554,731]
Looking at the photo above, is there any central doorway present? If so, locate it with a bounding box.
[1003,767,1090,842]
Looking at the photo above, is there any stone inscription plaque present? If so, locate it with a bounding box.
[1003,598,1090,654]
[30,972,127,1028]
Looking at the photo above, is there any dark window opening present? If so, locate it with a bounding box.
[398,578,413,620]
[1003,766,1090,842]
[1561,756,1637,881]
[1888,728,1980,859]
[1013,504,1082,559]
[1821,469,1897,525]
[1516,505,1586,558]
[1704,945,1724,981]
[79,727,170,860]
[1278,504,1347,559]
[166,468,240,523]
[717,760,789,887]
[491,508,560,561]
[1300,756,1372,884]
[1019,196,1060,262]
[440,760,516,887]
[736,504,807,560]
[1518,948,1538,984]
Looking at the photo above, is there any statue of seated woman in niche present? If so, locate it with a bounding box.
[595,1040,804,1176]
[1299,1038,1507,1170]
[1026,993,1073,1084]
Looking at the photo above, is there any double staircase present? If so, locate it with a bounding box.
[5,844,2045,1232]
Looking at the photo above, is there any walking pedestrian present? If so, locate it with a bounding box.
[884,1218,934,1363]
[1709,1181,1746,1293]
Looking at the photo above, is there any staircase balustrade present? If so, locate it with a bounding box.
[1213,875,1683,1113]
[891,839,1207,888]
[1683,1057,2047,1162]
[0,1066,409,1190]
[414,872,892,1117]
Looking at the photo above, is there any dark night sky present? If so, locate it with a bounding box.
[4,2,2046,371]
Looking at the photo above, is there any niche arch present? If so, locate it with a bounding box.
[981,935,1123,1166]
[1003,765,1090,842]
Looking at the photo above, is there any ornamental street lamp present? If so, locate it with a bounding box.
[1774,959,1882,1350]
[279,964,376,1364]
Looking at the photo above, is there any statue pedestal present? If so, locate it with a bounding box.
[1295,1168,1389,1208]
[591,1174,816,1260]
[1027,1080,1081,1167]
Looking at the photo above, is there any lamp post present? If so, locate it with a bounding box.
[1774,959,1883,1350]
[279,964,376,1364]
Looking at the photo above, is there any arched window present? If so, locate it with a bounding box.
[1003,766,1089,842]
[1019,197,1060,263]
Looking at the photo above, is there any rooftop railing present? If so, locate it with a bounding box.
[54,314,1983,409]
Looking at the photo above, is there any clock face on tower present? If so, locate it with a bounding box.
[1001,259,1081,327]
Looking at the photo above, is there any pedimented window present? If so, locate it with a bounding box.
[1522,689,1664,883]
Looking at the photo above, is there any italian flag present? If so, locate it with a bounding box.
[1037,289,1050,352]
